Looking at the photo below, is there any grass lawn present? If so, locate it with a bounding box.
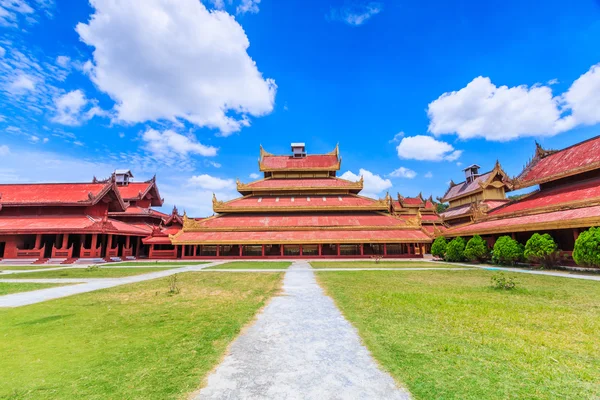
[2,267,181,279]
[0,282,70,296]
[109,261,209,267]
[317,270,600,399]
[310,261,469,269]
[204,261,292,270]
[0,272,282,399]
[0,265,78,271]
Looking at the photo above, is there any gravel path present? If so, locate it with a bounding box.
[195,261,410,400]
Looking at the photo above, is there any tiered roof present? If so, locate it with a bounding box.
[441,161,510,203]
[258,144,340,172]
[237,177,362,194]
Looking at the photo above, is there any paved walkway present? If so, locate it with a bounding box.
[0,262,223,308]
[195,261,410,400]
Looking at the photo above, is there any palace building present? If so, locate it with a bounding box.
[0,171,181,264]
[444,136,600,254]
[169,143,433,258]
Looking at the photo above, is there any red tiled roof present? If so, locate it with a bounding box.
[446,205,600,236]
[515,136,600,188]
[440,203,472,219]
[193,212,410,229]
[441,172,492,202]
[0,182,112,205]
[109,206,167,218]
[401,197,423,206]
[489,178,600,216]
[482,200,510,211]
[421,214,442,222]
[260,154,339,171]
[243,178,360,191]
[0,215,150,235]
[218,195,386,211]
[173,229,431,244]
[116,181,163,206]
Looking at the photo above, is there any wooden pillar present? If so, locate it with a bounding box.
[239,245,243,257]
[107,234,113,251]
[384,243,387,256]
[299,245,303,257]
[337,244,341,256]
[280,245,284,257]
[573,229,580,242]
[318,244,322,256]
[125,236,130,249]
[90,234,98,256]
[216,245,220,257]
[360,244,364,256]
[511,232,516,240]
[34,234,42,249]
[149,244,154,258]
[261,245,265,257]
[135,236,141,257]
[61,234,69,249]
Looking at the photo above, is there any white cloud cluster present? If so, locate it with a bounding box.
[142,128,218,162]
[76,0,276,135]
[331,2,382,26]
[396,135,462,162]
[249,172,261,179]
[339,168,391,199]
[427,63,600,141]
[389,167,416,179]
[237,0,260,14]
[0,144,9,155]
[187,174,235,191]
[0,0,53,27]
[51,89,107,126]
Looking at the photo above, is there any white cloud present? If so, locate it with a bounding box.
[389,166,417,179]
[0,144,9,155]
[339,168,391,199]
[237,0,260,14]
[388,131,404,143]
[76,0,276,135]
[42,137,49,143]
[8,73,35,94]
[0,47,5,57]
[249,172,260,179]
[205,160,221,168]
[427,63,600,141]
[331,2,382,26]
[0,0,53,27]
[396,135,462,162]
[51,90,87,125]
[142,128,218,162]
[56,55,70,67]
[424,171,433,178]
[187,174,235,191]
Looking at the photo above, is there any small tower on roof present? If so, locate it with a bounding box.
[291,142,306,158]
[114,169,133,186]
[463,164,481,184]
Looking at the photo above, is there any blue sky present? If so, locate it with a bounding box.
[1,0,600,215]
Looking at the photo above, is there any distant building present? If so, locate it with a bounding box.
[445,136,600,253]
[170,143,432,258]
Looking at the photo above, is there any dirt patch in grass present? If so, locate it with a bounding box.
[0,272,283,400]
[317,270,600,400]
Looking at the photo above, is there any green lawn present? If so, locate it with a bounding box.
[2,267,181,279]
[310,261,469,269]
[0,282,70,296]
[0,265,78,271]
[204,261,292,270]
[0,272,282,399]
[317,270,600,399]
[109,261,209,267]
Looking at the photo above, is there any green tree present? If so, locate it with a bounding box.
[573,227,600,268]
[431,236,447,259]
[492,236,523,265]
[464,235,489,262]
[524,233,559,268]
[436,203,449,213]
[445,237,466,262]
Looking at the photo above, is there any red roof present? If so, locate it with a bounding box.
[0,182,118,206]
[447,205,600,236]
[489,178,600,216]
[401,197,423,206]
[421,214,442,222]
[515,136,600,188]
[242,178,360,191]
[193,212,410,229]
[260,154,339,171]
[440,203,472,219]
[218,195,386,211]
[173,229,431,244]
[109,206,167,218]
[0,215,150,235]
[441,172,493,202]
[116,181,163,206]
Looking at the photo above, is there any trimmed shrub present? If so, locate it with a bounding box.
[445,237,466,262]
[524,233,560,268]
[573,227,600,268]
[490,272,518,290]
[431,236,447,259]
[464,235,489,263]
[492,236,523,265]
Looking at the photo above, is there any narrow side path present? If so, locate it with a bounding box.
[195,261,410,400]
[0,262,223,308]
